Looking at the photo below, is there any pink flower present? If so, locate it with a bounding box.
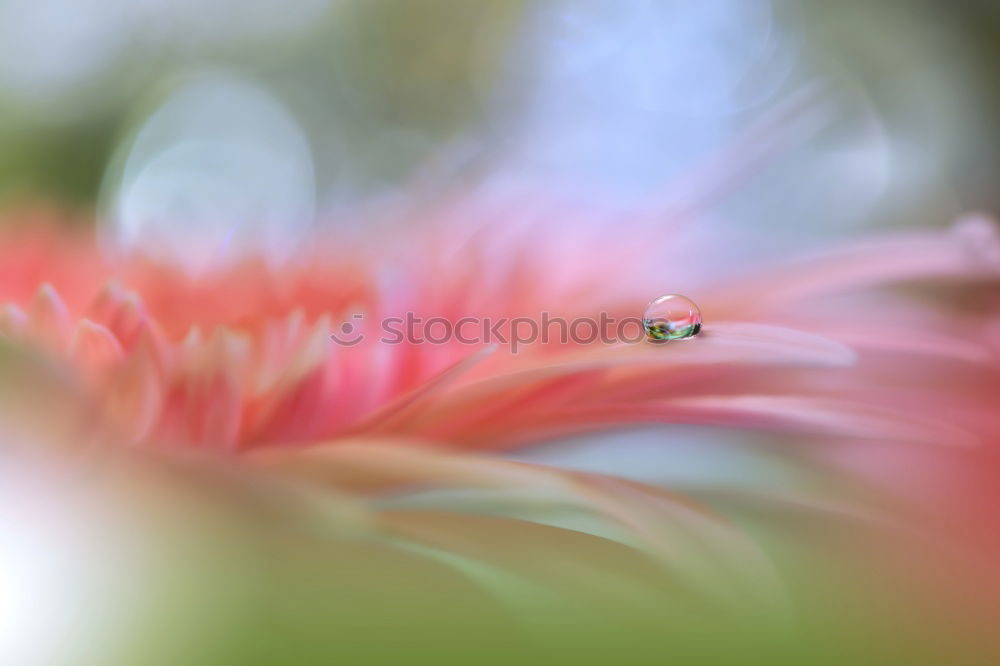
[3,206,995,453]
[1,202,999,663]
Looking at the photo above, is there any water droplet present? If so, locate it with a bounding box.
[643,294,702,342]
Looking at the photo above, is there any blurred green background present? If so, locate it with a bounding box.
[0,0,997,233]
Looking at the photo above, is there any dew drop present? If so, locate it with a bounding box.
[643,294,702,342]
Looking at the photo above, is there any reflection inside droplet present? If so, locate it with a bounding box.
[643,294,702,341]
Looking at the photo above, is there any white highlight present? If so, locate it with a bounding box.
[104,73,316,272]
[0,462,126,666]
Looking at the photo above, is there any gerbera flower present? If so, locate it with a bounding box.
[0,201,998,664]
